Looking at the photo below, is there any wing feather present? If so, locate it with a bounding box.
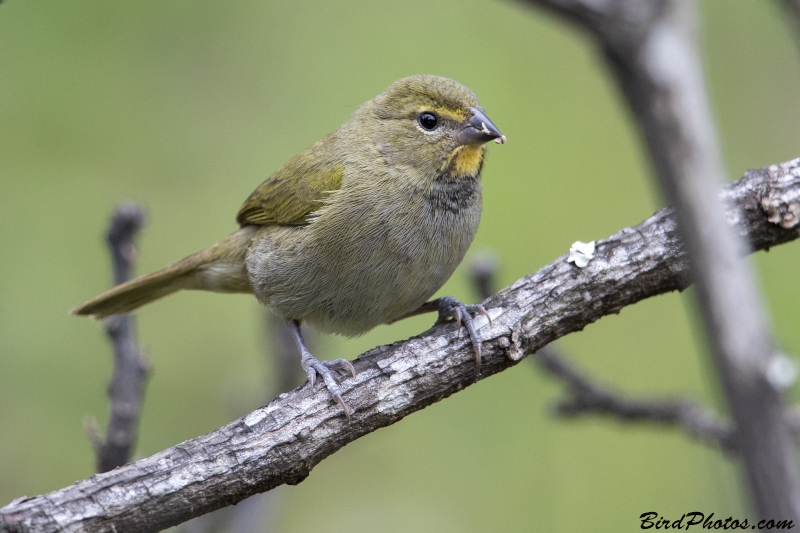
[236,133,344,227]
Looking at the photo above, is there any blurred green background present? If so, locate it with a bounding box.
[1,0,799,530]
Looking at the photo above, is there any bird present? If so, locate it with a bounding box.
[73,75,505,419]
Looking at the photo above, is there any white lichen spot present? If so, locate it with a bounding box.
[567,240,596,268]
[766,354,798,390]
[244,409,267,427]
[763,196,800,229]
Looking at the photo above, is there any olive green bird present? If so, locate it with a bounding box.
[73,75,505,418]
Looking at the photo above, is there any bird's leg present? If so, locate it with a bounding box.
[289,320,356,420]
[434,296,491,375]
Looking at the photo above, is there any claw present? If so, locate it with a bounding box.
[476,305,492,327]
[333,394,352,422]
[306,357,355,420]
[462,311,482,374]
[289,320,356,420]
[330,358,356,379]
[344,360,356,379]
[436,296,488,375]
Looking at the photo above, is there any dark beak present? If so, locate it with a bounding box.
[456,107,506,145]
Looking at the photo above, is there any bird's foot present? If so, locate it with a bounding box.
[435,296,491,374]
[289,320,356,421]
[301,355,356,420]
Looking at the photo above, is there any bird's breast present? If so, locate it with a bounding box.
[246,171,482,336]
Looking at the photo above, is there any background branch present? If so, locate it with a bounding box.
[525,0,800,519]
[535,346,736,452]
[467,247,736,454]
[90,203,151,473]
[1,160,798,533]
[536,347,800,453]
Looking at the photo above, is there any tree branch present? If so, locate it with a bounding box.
[467,255,739,451]
[466,251,736,453]
[91,203,151,473]
[525,0,800,519]
[535,346,737,451]
[536,346,800,454]
[1,160,798,533]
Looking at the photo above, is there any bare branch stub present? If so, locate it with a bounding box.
[1,161,798,533]
[96,202,151,473]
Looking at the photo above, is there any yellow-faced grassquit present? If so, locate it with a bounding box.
[73,75,505,418]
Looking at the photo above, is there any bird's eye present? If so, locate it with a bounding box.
[417,112,438,131]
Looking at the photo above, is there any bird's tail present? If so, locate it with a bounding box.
[72,228,256,319]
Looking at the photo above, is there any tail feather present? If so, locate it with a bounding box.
[72,229,255,319]
[72,260,199,318]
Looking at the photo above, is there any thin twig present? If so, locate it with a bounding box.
[536,348,800,454]
[535,346,736,451]
[94,203,151,473]
[1,160,798,533]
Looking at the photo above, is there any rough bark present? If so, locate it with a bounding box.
[1,159,798,533]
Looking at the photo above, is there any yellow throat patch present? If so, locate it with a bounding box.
[446,145,485,177]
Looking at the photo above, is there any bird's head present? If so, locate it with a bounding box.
[361,75,505,181]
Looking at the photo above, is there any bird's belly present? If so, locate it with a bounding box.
[246,198,481,336]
